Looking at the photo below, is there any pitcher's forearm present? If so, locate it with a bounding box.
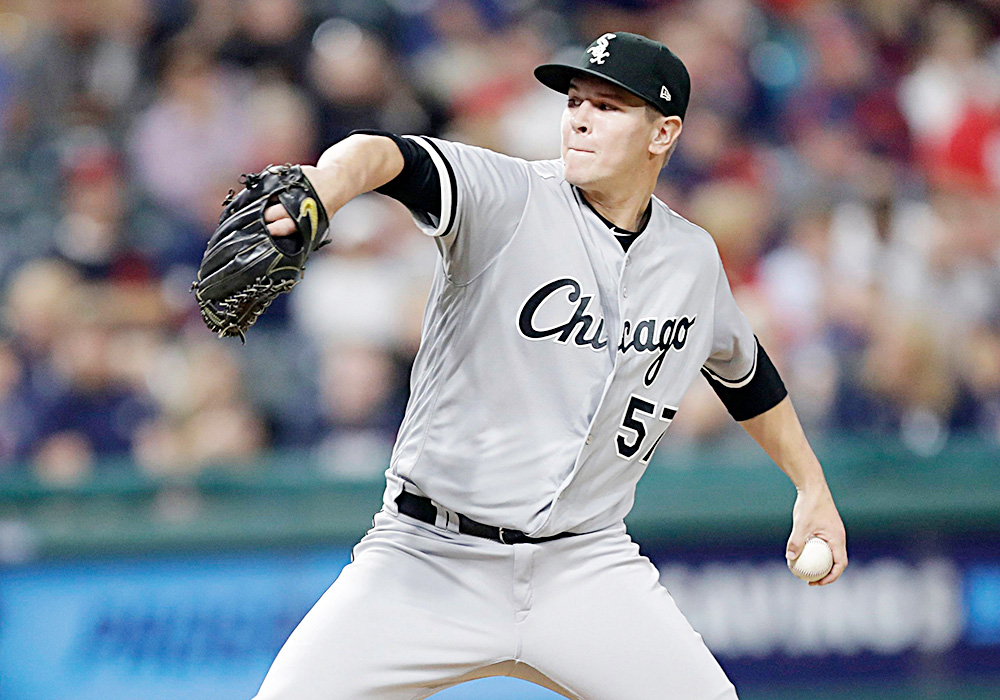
[311,134,405,212]
[739,396,827,491]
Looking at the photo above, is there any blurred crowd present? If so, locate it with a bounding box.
[0,0,998,484]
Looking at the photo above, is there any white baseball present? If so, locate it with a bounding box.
[787,537,833,582]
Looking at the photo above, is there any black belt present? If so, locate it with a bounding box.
[395,491,577,545]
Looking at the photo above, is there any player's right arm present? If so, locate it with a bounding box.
[269,131,531,284]
[265,134,404,237]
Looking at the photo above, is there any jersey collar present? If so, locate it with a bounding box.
[574,186,652,236]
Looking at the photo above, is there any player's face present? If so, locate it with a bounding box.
[560,76,663,189]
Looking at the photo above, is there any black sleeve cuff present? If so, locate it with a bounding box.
[702,340,787,421]
[347,129,442,219]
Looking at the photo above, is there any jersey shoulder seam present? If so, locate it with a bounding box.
[661,204,725,262]
[660,203,709,237]
[528,158,563,179]
[445,158,535,289]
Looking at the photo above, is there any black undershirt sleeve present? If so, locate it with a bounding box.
[347,129,441,219]
[701,340,788,421]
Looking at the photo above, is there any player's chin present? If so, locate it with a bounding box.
[562,160,594,188]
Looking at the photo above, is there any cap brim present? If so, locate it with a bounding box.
[533,63,654,108]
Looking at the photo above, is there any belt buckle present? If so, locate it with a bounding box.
[498,527,524,545]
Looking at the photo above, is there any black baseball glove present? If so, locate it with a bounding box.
[191,164,330,341]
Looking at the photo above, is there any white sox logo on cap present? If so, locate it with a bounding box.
[586,32,616,65]
[534,31,691,118]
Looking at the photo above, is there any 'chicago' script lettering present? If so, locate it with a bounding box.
[517,278,608,350]
[618,315,697,386]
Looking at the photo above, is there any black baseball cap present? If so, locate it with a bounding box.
[534,32,690,119]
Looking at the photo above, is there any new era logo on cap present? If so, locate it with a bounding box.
[660,86,671,101]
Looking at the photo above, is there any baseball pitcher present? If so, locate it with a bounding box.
[245,31,847,700]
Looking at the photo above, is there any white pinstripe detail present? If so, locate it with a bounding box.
[403,135,454,238]
[702,336,759,388]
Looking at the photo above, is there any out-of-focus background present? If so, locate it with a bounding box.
[0,0,999,698]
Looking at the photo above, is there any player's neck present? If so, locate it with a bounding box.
[579,183,654,233]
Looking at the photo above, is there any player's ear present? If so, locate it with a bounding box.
[649,116,682,157]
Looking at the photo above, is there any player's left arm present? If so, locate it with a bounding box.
[701,253,846,586]
[738,396,848,586]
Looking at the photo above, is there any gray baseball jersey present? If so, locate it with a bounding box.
[382,136,766,538]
